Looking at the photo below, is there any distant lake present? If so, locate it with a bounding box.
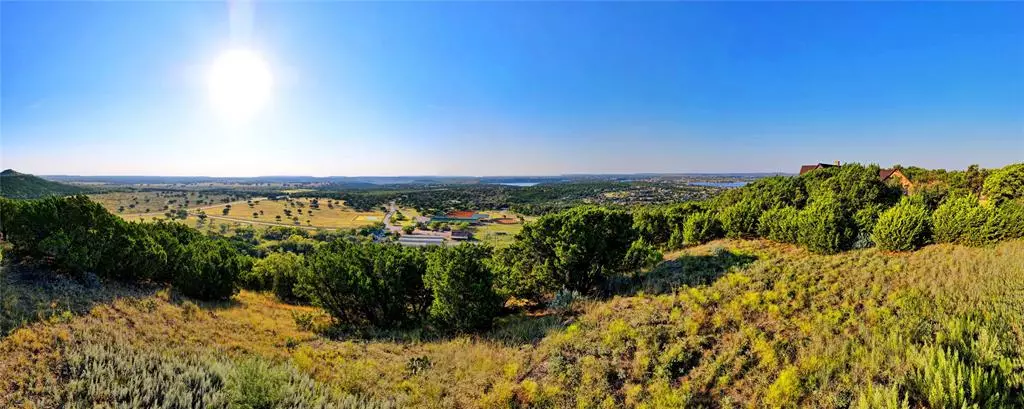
[689,181,748,188]
[494,182,539,187]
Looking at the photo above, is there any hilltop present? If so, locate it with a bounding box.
[2,239,1022,407]
[0,169,87,199]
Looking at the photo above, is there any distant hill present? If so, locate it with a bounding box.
[0,169,87,199]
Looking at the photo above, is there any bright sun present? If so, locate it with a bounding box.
[207,49,272,121]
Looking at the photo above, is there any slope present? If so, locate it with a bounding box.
[1,239,1022,407]
[0,169,87,199]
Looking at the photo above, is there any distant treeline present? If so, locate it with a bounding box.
[299,181,722,216]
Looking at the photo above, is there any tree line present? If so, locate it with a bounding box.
[632,162,1024,254]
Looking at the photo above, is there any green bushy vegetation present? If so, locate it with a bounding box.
[873,198,931,251]
[298,241,430,329]
[493,206,638,297]
[632,163,1024,255]
[0,196,249,301]
[758,206,800,244]
[982,163,1024,205]
[683,210,723,246]
[424,244,501,331]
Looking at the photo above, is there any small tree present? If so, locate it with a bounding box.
[248,252,307,302]
[683,211,722,246]
[175,239,245,301]
[424,244,500,331]
[797,196,855,254]
[622,239,663,271]
[873,198,931,251]
[758,207,800,244]
[402,225,415,235]
[719,200,762,239]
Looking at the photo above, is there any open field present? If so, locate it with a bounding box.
[89,191,239,215]
[117,196,385,231]
[5,238,1022,407]
[472,222,523,247]
[215,197,385,229]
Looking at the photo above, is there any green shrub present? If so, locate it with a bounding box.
[621,239,663,271]
[175,239,244,301]
[981,163,1024,205]
[424,244,500,331]
[758,207,800,244]
[683,211,722,246]
[931,197,992,246]
[498,206,637,295]
[996,199,1024,240]
[873,199,931,251]
[299,242,429,328]
[802,163,901,211]
[797,196,855,254]
[719,200,762,239]
[245,252,307,303]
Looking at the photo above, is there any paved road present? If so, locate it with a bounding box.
[382,201,398,231]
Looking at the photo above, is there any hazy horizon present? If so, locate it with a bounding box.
[3,2,1022,176]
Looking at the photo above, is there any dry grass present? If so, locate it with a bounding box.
[220,197,384,229]
[3,239,1023,407]
[90,191,235,215]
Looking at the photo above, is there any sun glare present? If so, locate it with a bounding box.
[207,49,272,121]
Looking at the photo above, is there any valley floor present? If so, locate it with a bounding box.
[2,239,1022,408]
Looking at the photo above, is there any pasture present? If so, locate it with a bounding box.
[89,191,238,215]
[473,222,523,247]
[216,197,385,229]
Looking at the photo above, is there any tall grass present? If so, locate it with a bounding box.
[3,238,1023,408]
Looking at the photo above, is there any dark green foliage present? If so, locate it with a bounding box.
[632,207,673,245]
[802,163,900,211]
[299,242,429,328]
[1,195,169,281]
[308,181,718,216]
[261,226,309,241]
[981,163,1024,205]
[758,207,800,244]
[633,202,706,248]
[0,169,87,199]
[246,252,308,302]
[424,244,500,331]
[262,253,305,301]
[797,196,856,254]
[997,200,1024,241]
[683,211,722,246]
[496,206,637,296]
[873,198,931,251]
[0,196,251,300]
[621,239,663,272]
[932,197,994,246]
[175,239,244,301]
[140,220,204,282]
[491,242,546,300]
[723,176,808,210]
[719,199,762,239]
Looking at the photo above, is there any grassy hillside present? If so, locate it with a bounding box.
[2,238,1022,408]
[0,169,86,199]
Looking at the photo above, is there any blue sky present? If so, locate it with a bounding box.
[2,2,1022,176]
